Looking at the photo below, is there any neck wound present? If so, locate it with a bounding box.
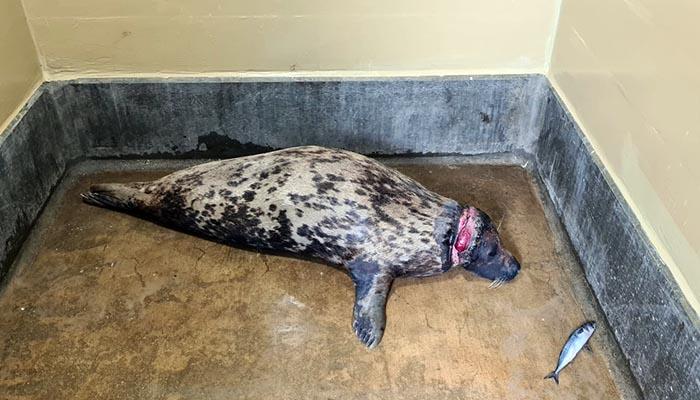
[451,207,482,266]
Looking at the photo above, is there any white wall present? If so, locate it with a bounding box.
[21,0,561,79]
[0,0,42,130]
[549,0,700,312]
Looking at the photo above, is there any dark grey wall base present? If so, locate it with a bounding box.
[0,75,697,399]
[45,76,547,159]
[0,90,81,282]
[536,88,699,399]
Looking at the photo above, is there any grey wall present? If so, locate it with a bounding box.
[0,91,79,281]
[45,76,547,158]
[0,75,697,399]
[535,88,700,399]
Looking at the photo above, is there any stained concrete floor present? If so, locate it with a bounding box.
[0,159,640,400]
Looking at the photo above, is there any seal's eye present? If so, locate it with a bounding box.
[487,244,497,257]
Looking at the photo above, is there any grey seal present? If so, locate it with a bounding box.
[82,146,520,348]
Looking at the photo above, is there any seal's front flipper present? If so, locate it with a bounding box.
[352,276,392,349]
[348,260,394,349]
[584,343,593,353]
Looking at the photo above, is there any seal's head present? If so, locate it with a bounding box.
[451,206,520,284]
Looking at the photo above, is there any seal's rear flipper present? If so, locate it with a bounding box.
[81,183,150,211]
[544,371,560,385]
[348,260,394,349]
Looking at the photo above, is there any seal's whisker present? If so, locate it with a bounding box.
[497,212,507,231]
[489,280,498,289]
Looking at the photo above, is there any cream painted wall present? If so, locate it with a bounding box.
[21,0,561,78]
[549,0,700,313]
[0,0,42,131]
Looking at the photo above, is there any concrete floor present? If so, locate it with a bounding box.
[0,160,639,399]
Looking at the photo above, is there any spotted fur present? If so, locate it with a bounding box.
[82,146,518,348]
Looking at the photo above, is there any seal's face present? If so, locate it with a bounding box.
[467,222,520,282]
[453,207,520,283]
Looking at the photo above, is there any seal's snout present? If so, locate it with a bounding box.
[504,256,521,281]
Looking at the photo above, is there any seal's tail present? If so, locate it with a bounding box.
[544,371,560,385]
[81,183,147,211]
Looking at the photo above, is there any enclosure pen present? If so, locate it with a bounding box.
[0,1,697,399]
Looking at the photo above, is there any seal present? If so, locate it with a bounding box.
[82,146,520,348]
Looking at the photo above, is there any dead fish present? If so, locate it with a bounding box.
[545,321,596,384]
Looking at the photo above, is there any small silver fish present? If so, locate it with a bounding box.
[545,321,596,384]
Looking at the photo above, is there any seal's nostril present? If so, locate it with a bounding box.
[507,260,520,279]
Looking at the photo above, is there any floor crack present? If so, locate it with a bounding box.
[424,312,434,330]
[260,254,271,275]
[130,258,146,288]
[193,245,206,270]
[424,312,445,333]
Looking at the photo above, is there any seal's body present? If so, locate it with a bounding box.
[83,146,520,348]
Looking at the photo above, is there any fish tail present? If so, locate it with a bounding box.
[544,371,559,385]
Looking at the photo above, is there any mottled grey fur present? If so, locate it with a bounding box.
[82,146,518,348]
